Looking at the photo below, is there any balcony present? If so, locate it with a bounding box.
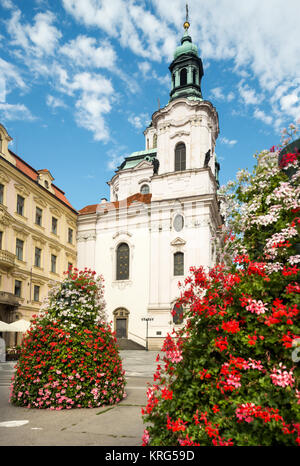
[0,291,19,307]
[0,250,16,271]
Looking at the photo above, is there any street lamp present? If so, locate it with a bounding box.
[141,317,154,351]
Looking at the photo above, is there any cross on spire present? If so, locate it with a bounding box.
[184,3,190,31]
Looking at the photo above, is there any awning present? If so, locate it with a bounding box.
[0,319,31,332]
[0,320,11,331]
[7,319,31,332]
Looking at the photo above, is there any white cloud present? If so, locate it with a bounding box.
[62,0,176,61]
[238,81,261,105]
[8,9,62,56]
[210,87,235,103]
[0,102,35,121]
[253,108,273,125]
[46,94,66,109]
[220,137,237,146]
[60,35,117,70]
[128,112,150,130]
[0,0,14,9]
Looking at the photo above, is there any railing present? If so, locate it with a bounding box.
[0,250,15,269]
[0,291,19,307]
[128,331,146,344]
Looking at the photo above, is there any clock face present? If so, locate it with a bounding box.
[174,214,184,232]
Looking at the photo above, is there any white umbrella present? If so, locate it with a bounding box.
[6,319,31,332]
[0,321,11,331]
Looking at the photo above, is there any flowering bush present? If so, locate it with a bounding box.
[10,268,126,409]
[142,130,300,446]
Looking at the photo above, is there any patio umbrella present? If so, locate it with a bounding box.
[6,319,31,332]
[0,321,11,331]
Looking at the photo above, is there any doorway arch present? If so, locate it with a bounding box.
[113,308,129,338]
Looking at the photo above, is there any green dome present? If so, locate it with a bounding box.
[174,32,198,59]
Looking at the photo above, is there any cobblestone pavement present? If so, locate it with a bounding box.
[0,350,162,446]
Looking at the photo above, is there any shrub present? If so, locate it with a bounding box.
[142,135,300,446]
[10,268,126,409]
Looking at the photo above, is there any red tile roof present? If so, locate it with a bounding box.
[79,193,152,215]
[8,150,77,213]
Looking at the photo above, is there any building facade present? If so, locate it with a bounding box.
[77,23,223,350]
[0,123,77,345]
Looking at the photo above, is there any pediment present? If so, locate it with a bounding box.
[171,237,186,246]
[132,160,153,171]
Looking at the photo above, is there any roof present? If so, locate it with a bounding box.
[117,148,157,171]
[79,193,152,216]
[7,149,77,213]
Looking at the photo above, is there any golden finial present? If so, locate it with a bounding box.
[183,3,190,30]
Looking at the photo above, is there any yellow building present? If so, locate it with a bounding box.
[0,123,77,344]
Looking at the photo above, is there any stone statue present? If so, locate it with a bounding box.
[204,149,211,167]
[152,158,160,175]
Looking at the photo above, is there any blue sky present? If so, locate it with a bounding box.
[0,0,299,211]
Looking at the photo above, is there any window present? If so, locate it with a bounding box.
[0,231,2,250]
[51,254,57,273]
[17,195,25,216]
[16,239,24,261]
[153,133,157,148]
[175,143,186,171]
[174,252,184,276]
[116,243,129,280]
[34,247,41,267]
[44,180,49,188]
[140,184,150,194]
[172,303,184,325]
[180,68,187,86]
[173,214,184,232]
[52,217,57,234]
[35,207,43,226]
[68,228,73,244]
[14,280,22,297]
[0,184,3,204]
[33,285,40,302]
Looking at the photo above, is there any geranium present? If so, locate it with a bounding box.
[142,129,299,446]
[10,268,126,409]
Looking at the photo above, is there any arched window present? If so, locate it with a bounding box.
[116,243,129,280]
[153,133,157,148]
[175,143,186,171]
[140,184,150,194]
[180,68,187,86]
[174,251,184,276]
[172,303,184,325]
[172,73,175,88]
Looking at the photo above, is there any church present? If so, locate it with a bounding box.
[77,18,223,350]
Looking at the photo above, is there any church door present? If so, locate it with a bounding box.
[116,318,127,338]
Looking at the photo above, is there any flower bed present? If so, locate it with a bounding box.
[9,268,126,409]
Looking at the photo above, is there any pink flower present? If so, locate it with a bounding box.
[270,364,295,388]
[246,299,268,315]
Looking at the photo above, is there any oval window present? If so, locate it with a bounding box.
[140,184,150,194]
[173,214,184,232]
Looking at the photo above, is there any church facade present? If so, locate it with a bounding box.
[77,23,223,350]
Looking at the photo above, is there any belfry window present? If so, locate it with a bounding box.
[175,143,186,171]
[116,243,129,280]
[180,68,187,86]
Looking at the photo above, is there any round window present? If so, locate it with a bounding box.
[140,184,150,194]
[173,214,184,232]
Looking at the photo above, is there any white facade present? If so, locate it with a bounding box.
[77,94,222,350]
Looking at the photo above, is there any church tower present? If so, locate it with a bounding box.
[169,10,204,102]
[77,9,223,350]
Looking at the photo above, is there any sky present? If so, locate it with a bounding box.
[0,0,299,211]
